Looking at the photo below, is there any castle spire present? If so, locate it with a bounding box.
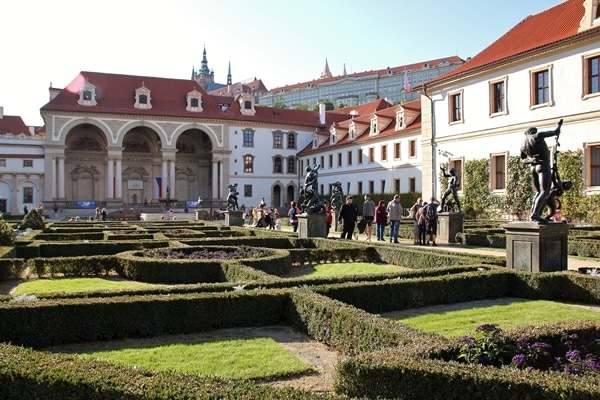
[227,61,232,86]
[199,45,210,76]
[320,58,332,79]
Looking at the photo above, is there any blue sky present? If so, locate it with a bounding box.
[2,0,562,126]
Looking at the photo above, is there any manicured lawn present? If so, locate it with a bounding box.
[12,277,162,295]
[59,336,312,380]
[305,262,409,277]
[397,299,600,338]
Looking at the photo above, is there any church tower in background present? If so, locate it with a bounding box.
[192,46,215,90]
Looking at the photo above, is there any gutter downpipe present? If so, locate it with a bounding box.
[422,84,436,198]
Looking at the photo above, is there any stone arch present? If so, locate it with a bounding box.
[175,128,213,203]
[54,117,112,146]
[64,124,108,202]
[271,180,284,208]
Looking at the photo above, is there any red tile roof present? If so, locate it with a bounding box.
[42,72,227,119]
[268,56,464,93]
[424,0,598,86]
[0,115,32,136]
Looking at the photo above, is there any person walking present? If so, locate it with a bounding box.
[418,201,428,245]
[374,199,387,241]
[338,195,358,239]
[362,194,375,242]
[288,201,300,232]
[324,202,333,236]
[386,194,403,243]
[409,198,424,245]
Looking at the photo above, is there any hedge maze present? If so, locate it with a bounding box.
[1,219,600,399]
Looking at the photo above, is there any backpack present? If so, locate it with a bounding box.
[426,204,437,221]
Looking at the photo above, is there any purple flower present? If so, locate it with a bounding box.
[511,353,528,367]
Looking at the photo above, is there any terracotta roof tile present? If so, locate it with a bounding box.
[269,56,464,93]
[0,115,31,136]
[41,72,227,119]
[424,0,596,85]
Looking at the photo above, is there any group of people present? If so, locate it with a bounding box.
[337,194,404,243]
[245,201,281,230]
[408,197,440,246]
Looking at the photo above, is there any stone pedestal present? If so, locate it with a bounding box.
[224,211,244,227]
[503,222,571,272]
[437,212,463,244]
[298,214,328,238]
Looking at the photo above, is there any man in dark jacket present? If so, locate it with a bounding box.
[338,195,358,239]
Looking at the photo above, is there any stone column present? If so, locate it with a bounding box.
[298,214,328,238]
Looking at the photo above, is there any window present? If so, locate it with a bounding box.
[394,179,400,193]
[337,153,342,167]
[368,147,375,163]
[23,160,33,167]
[274,156,282,173]
[287,157,296,174]
[83,91,92,100]
[357,149,363,164]
[394,142,401,159]
[320,156,324,168]
[381,145,388,162]
[273,131,283,149]
[583,53,600,97]
[0,159,5,167]
[243,129,254,147]
[23,187,33,203]
[489,77,507,115]
[244,184,253,197]
[491,154,506,190]
[409,177,416,193]
[357,181,363,194]
[243,155,254,173]
[450,159,463,191]
[369,181,374,194]
[328,154,333,168]
[287,132,297,149]
[448,90,463,123]
[347,151,352,166]
[408,139,416,158]
[78,81,97,106]
[586,143,600,186]
[530,66,553,108]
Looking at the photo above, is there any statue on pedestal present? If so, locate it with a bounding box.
[440,167,461,213]
[520,118,570,223]
[300,164,324,214]
[226,183,239,211]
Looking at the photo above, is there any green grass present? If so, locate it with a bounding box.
[12,277,162,295]
[398,299,600,338]
[67,336,312,380]
[306,262,408,277]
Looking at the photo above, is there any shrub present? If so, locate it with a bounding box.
[0,214,16,245]
[20,209,45,230]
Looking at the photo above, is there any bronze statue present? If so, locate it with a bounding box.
[330,181,344,212]
[440,167,461,212]
[226,183,239,211]
[300,164,324,214]
[520,119,563,223]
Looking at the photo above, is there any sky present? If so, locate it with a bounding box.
[2,0,563,127]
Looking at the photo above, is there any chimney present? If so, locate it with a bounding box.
[49,85,61,101]
[0,106,3,119]
[319,103,326,124]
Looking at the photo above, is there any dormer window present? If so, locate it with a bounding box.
[330,131,336,144]
[348,123,356,140]
[239,93,256,116]
[77,80,97,106]
[134,83,152,109]
[396,111,405,130]
[370,116,378,136]
[186,89,203,112]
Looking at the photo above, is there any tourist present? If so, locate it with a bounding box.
[386,194,403,243]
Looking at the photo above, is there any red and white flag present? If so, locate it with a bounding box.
[404,71,411,93]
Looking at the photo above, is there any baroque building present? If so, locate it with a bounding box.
[258,56,465,109]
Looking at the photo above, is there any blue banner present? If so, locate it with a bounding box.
[76,201,96,209]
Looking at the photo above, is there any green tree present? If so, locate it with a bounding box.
[558,149,585,221]
[294,104,309,111]
[313,100,334,111]
[272,95,288,109]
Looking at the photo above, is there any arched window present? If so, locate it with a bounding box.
[287,157,296,174]
[287,132,296,149]
[274,156,282,173]
[273,131,283,149]
[244,155,254,173]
